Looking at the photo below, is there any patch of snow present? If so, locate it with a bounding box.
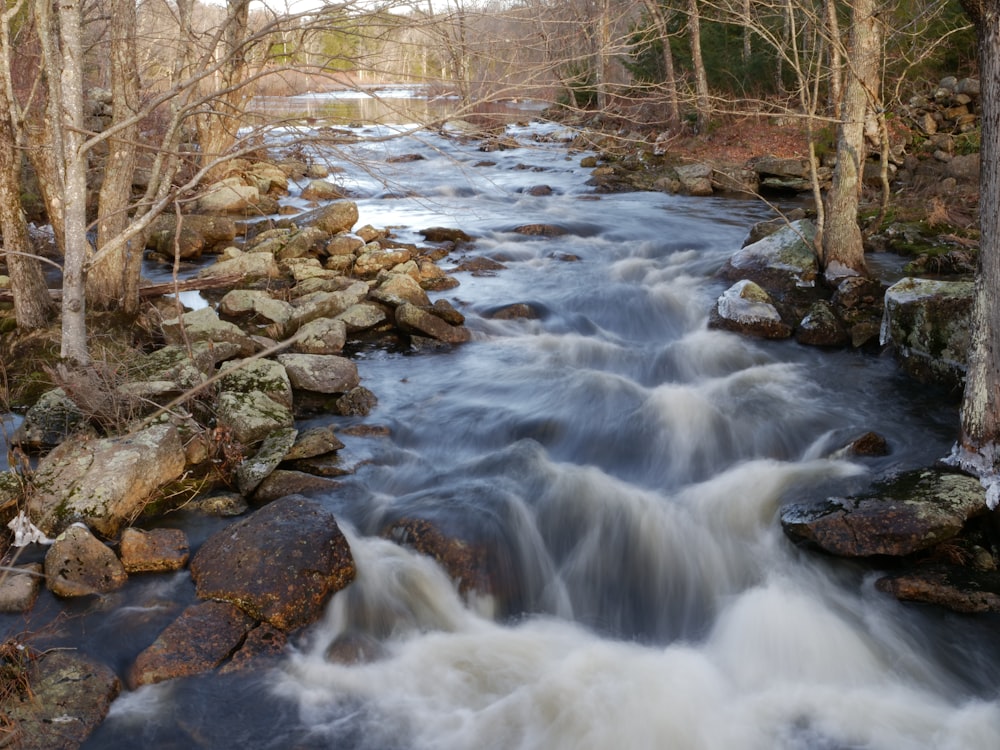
[944,442,1000,510]
[717,280,782,324]
[7,511,53,546]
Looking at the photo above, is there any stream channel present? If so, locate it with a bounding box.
[6,90,1000,748]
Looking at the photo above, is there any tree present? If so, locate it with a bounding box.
[686,0,711,130]
[819,0,881,283]
[954,0,1000,508]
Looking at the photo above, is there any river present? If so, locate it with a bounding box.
[8,91,1000,748]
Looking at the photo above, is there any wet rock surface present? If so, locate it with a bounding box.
[190,495,356,630]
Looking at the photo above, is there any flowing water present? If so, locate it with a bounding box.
[6,97,1000,748]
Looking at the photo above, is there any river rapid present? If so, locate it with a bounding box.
[11,92,1000,748]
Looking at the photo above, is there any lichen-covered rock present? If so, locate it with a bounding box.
[277,353,360,394]
[161,306,256,359]
[197,177,260,213]
[12,388,92,449]
[354,245,413,278]
[795,300,849,347]
[371,273,431,308]
[881,276,973,387]
[44,525,128,597]
[119,527,190,573]
[337,302,389,332]
[235,427,298,495]
[28,424,186,537]
[709,279,793,339]
[298,200,358,235]
[284,426,344,460]
[674,163,713,196]
[719,219,819,293]
[197,249,281,282]
[781,469,986,557]
[2,650,120,750]
[215,390,295,447]
[190,495,356,630]
[219,358,294,409]
[292,317,347,355]
[289,282,369,330]
[127,601,255,688]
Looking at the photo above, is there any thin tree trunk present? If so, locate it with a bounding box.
[89,0,142,313]
[642,0,680,126]
[825,0,843,118]
[686,0,710,130]
[821,0,880,282]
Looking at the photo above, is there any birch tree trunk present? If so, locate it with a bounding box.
[820,0,880,282]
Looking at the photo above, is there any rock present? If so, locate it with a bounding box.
[28,424,186,538]
[235,427,298,495]
[300,178,346,201]
[197,177,261,213]
[289,282,369,329]
[119,527,190,573]
[247,162,290,195]
[219,623,288,674]
[383,517,489,596]
[277,353,360,394]
[396,303,472,344]
[675,163,714,196]
[428,298,465,326]
[219,289,294,336]
[354,245,413,278]
[2,650,120,750]
[709,280,793,339]
[483,302,547,320]
[197,249,281,282]
[44,525,128,597]
[454,256,506,275]
[335,386,378,417]
[298,200,358,235]
[149,214,237,259]
[215,390,295,447]
[875,564,1000,613]
[337,302,389,332]
[292,317,347,354]
[161,306,256,359]
[276,227,332,261]
[12,388,91,449]
[795,300,849,347]
[326,234,365,257]
[881,277,973,387]
[190,495,356,630]
[251,470,342,503]
[284,426,344,460]
[189,491,249,517]
[371,273,431,308]
[419,227,473,244]
[719,219,819,293]
[845,431,890,457]
[0,563,43,612]
[127,601,255,688]
[781,469,986,557]
[219,358,294,409]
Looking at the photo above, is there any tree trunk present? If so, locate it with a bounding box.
[686,0,710,130]
[89,0,141,314]
[958,0,1000,467]
[642,0,680,126]
[820,0,880,282]
[825,0,843,118]
[52,0,90,364]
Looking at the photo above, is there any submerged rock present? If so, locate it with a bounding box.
[781,468,986,557]
[876,564,1000,613]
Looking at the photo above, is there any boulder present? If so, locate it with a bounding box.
[382,517,489,597]
[149,214,237,259]
[44,524,128,597]
[190,495,356,630]
[215,390,295,447]
[289,282,369,330]
[396,303,472,344]
[297,200,358,235]
[781,468,986,557]
[197,177,260,214]
[276,226,331,261]
[291,317,347,355]
[28,424,186,537]
[277,353,360,394]
[709,280,793,339]
[300,178,346,201]
[12,388,91,449]
[675,163,714,196]
[335,386,379,417]
[875,565,1000,613]
[419,227,473,244]
[127,601,255,688]
[719,219,819,293]
[220,623,288,674]
[337,302,389,332]
[161,306,256,359]
[354,245,413,278]
[795,300,849,347]
[881,277,973,387]
[251,470,342,504]
[119,527,190,573]
[284,426,344,460]
[219,289,295,335]
[197,249,281,282]
[371,273,431,308]
[219,358,294,409]
[2,650,120,750]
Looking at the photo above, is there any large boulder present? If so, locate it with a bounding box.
[781,468,986,557]
[12,388,91,449]
[197,177,261,214]
[197,249,281,282]
[297,200,359,235]
[396,303,472,345]
[190,495,356,630]
[719,218,819,293]
[161,306,256,359]
[881,277,973,387]
[27,424,186,537]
